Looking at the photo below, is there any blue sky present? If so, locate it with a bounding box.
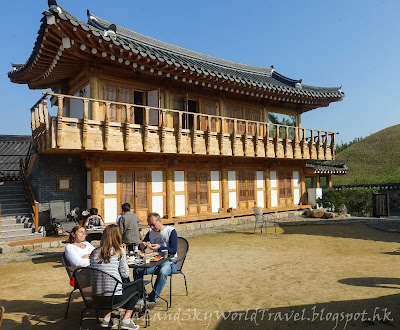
[2,0,399,143]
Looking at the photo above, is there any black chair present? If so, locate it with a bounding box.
[61,252,78,318]
[73,267,148,329]
[168,237,189,307]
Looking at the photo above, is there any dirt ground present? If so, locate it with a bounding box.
[1,222,400,329]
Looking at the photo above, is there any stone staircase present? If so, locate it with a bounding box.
[0,181,42,243]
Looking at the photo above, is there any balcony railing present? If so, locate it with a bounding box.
[30,93,336,160]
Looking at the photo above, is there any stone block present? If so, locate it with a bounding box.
[0,244,11,254]
[324,212,336,219]
[50,241,59,248]
[311,209,325,218]
[33,243,42,250]
[303,209,312,217]
[23,244,34,251]
[41,242,51,249]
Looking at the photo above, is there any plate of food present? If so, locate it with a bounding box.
[149,255,163,262]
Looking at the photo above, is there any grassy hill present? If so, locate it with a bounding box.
[332,124,400,185]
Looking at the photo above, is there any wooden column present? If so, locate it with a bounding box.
[90,76,101,120]
[91,166,102,216]
[221,159,229,211]
[328,174,333,188]
[166,159,174,219]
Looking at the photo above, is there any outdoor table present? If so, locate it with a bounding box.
[85,227,104,242]
[128,254,171,310]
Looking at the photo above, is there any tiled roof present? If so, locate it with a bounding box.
[8,2,343,103]
[0,136,31,181]
[306,162,349,175]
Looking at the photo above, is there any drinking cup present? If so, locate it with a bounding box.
[161,249,168,258]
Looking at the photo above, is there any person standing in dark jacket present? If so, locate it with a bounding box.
[118,203,140,252]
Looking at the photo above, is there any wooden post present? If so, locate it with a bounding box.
[104,102,110,150]
[219,117,224,155]
[192,114,197,153]
[90,76,101,120]
[232,119,237,156]
[34,201,39,232]
[143,107,149,152]
[254,122,259,156]
[177,112,182,153]
[124,105,131,151]
[206,116,211,154]
[331,133,335,160]
[91,166,102,215]
[221,159,229,211]
[30,109,35,132]
[243,121,248,156]
[43,99,49,130]
[166,159,174,219]
[56,96,63,148]
[82,99,89,149]
[161,110,167,152]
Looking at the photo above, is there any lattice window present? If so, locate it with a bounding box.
[136,172,147,209]
[105,85,118,122]
[247,172,255,201]
[120,88,132,122]
[286,173,292,198]
[239,172,246,202]
[187,172,197,205]
[278,172,286,199]
[121,173,133,207]
[199,173,208,204]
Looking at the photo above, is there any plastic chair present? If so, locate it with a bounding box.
[73,267,148,329]
[62,252,78,318]
[168,237,189,307]
[253,207,277,235]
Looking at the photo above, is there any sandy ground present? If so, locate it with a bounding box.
[1,222,400,329]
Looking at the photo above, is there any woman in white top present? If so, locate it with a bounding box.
[64,225,95,270]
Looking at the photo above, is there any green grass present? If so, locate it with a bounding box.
[332,124,400,185]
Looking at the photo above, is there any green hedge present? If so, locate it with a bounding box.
[318,187,378,216]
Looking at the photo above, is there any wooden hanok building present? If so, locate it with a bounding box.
[8,2,344,227]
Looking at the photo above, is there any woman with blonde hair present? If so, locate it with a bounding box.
[64,225,94,270]
[90,224,140,329]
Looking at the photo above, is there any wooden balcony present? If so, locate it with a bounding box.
[31,93,336,160]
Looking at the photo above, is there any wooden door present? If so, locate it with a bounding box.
[278,171,293,207]
[120,171,149,221]
[187,171,209,215]
[238,171,256,210]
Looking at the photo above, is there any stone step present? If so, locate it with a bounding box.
[0,202,30,210]
[0,209,32,216]
[0,214,32,222]
[0,228,36,238]
[0,232,43,243]
[0,197,27,203]
[1,222,34,230]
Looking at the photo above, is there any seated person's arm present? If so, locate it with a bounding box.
[83,219,89,227]
[65,245,90,269]
[118,248,130,280]
[98,216,105,226]
[163,229,178,255]
[139,232,150,251]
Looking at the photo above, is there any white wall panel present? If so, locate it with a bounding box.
[293,171,299,187]
[174,171,185,192]
[257,191,264,208]
[175,195,185,216]
[210,171,219,190]
[228,192,237,209]
[152,171,163,193]
[152,196,163,217]
[228,171,236,189]
[87,171,91,195]
[211,192,220,213]
[294,188,300,205]
[104,171,117,194]
[271,190,278,207]
[104,198,117,223]
[270,171,277,188]
[256,171,264,188]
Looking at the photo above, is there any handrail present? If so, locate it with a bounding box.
[19,159,39,232]
[43,92,338,135]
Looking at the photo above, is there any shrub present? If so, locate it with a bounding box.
[318,187,378,216]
